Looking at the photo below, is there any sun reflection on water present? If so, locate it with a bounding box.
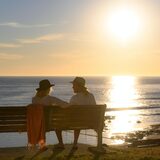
[110,110,139,133]
[108,76,140,108]
[105,76,141,145]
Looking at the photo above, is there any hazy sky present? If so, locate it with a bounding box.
[0,0,160,76]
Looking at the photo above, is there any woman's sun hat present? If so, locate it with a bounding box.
[36,79,54,91]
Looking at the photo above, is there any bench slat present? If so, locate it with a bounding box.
[0,107,26,115]
[0,125,26,132]
[0,115,26,121]
[0,120,26,125]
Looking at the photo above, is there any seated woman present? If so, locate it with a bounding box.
[27,79,67,151]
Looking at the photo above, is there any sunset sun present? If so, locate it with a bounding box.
[105,7,141,42]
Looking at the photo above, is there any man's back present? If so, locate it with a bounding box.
[70,92,96,105]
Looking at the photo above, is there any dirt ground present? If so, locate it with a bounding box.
[0,144,160,160]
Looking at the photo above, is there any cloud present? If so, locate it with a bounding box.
[0,22,52,28]
[49,50,89,60]
[0,43,21,48]
[0,33,65,48]
[0,53,23,60]
[68,33,97,43]
[18,33,65,44]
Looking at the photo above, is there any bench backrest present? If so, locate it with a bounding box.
[0,105,106,132]
[0,106,26,132]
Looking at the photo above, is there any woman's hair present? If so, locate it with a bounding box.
[80,86,89,95]
[36,88,50,98]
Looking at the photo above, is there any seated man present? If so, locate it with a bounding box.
[55,77,96,149]
[69,77,96,149]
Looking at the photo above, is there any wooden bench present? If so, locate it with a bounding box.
[0,105,106,151]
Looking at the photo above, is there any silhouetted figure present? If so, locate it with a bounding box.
[55,77,96,150]
[27,79,67,151]
[70,77,96,149]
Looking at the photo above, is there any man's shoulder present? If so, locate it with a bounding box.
[87,92,95,97]
[70,94,77,99]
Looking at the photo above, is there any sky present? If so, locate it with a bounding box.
[0,0,160,76]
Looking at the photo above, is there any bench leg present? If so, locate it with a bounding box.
[88,130,105,153]
[97,130,103,151]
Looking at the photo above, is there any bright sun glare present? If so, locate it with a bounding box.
[105,7,141,42]
[108,76,140,108]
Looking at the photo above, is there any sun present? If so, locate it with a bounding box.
[105,7,141,43]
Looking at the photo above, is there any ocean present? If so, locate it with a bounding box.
[0,76,160,148]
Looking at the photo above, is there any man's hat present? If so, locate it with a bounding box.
[70,77,85,87]
[36,79,54,91]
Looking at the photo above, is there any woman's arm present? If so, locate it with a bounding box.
[50,96,68,106]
